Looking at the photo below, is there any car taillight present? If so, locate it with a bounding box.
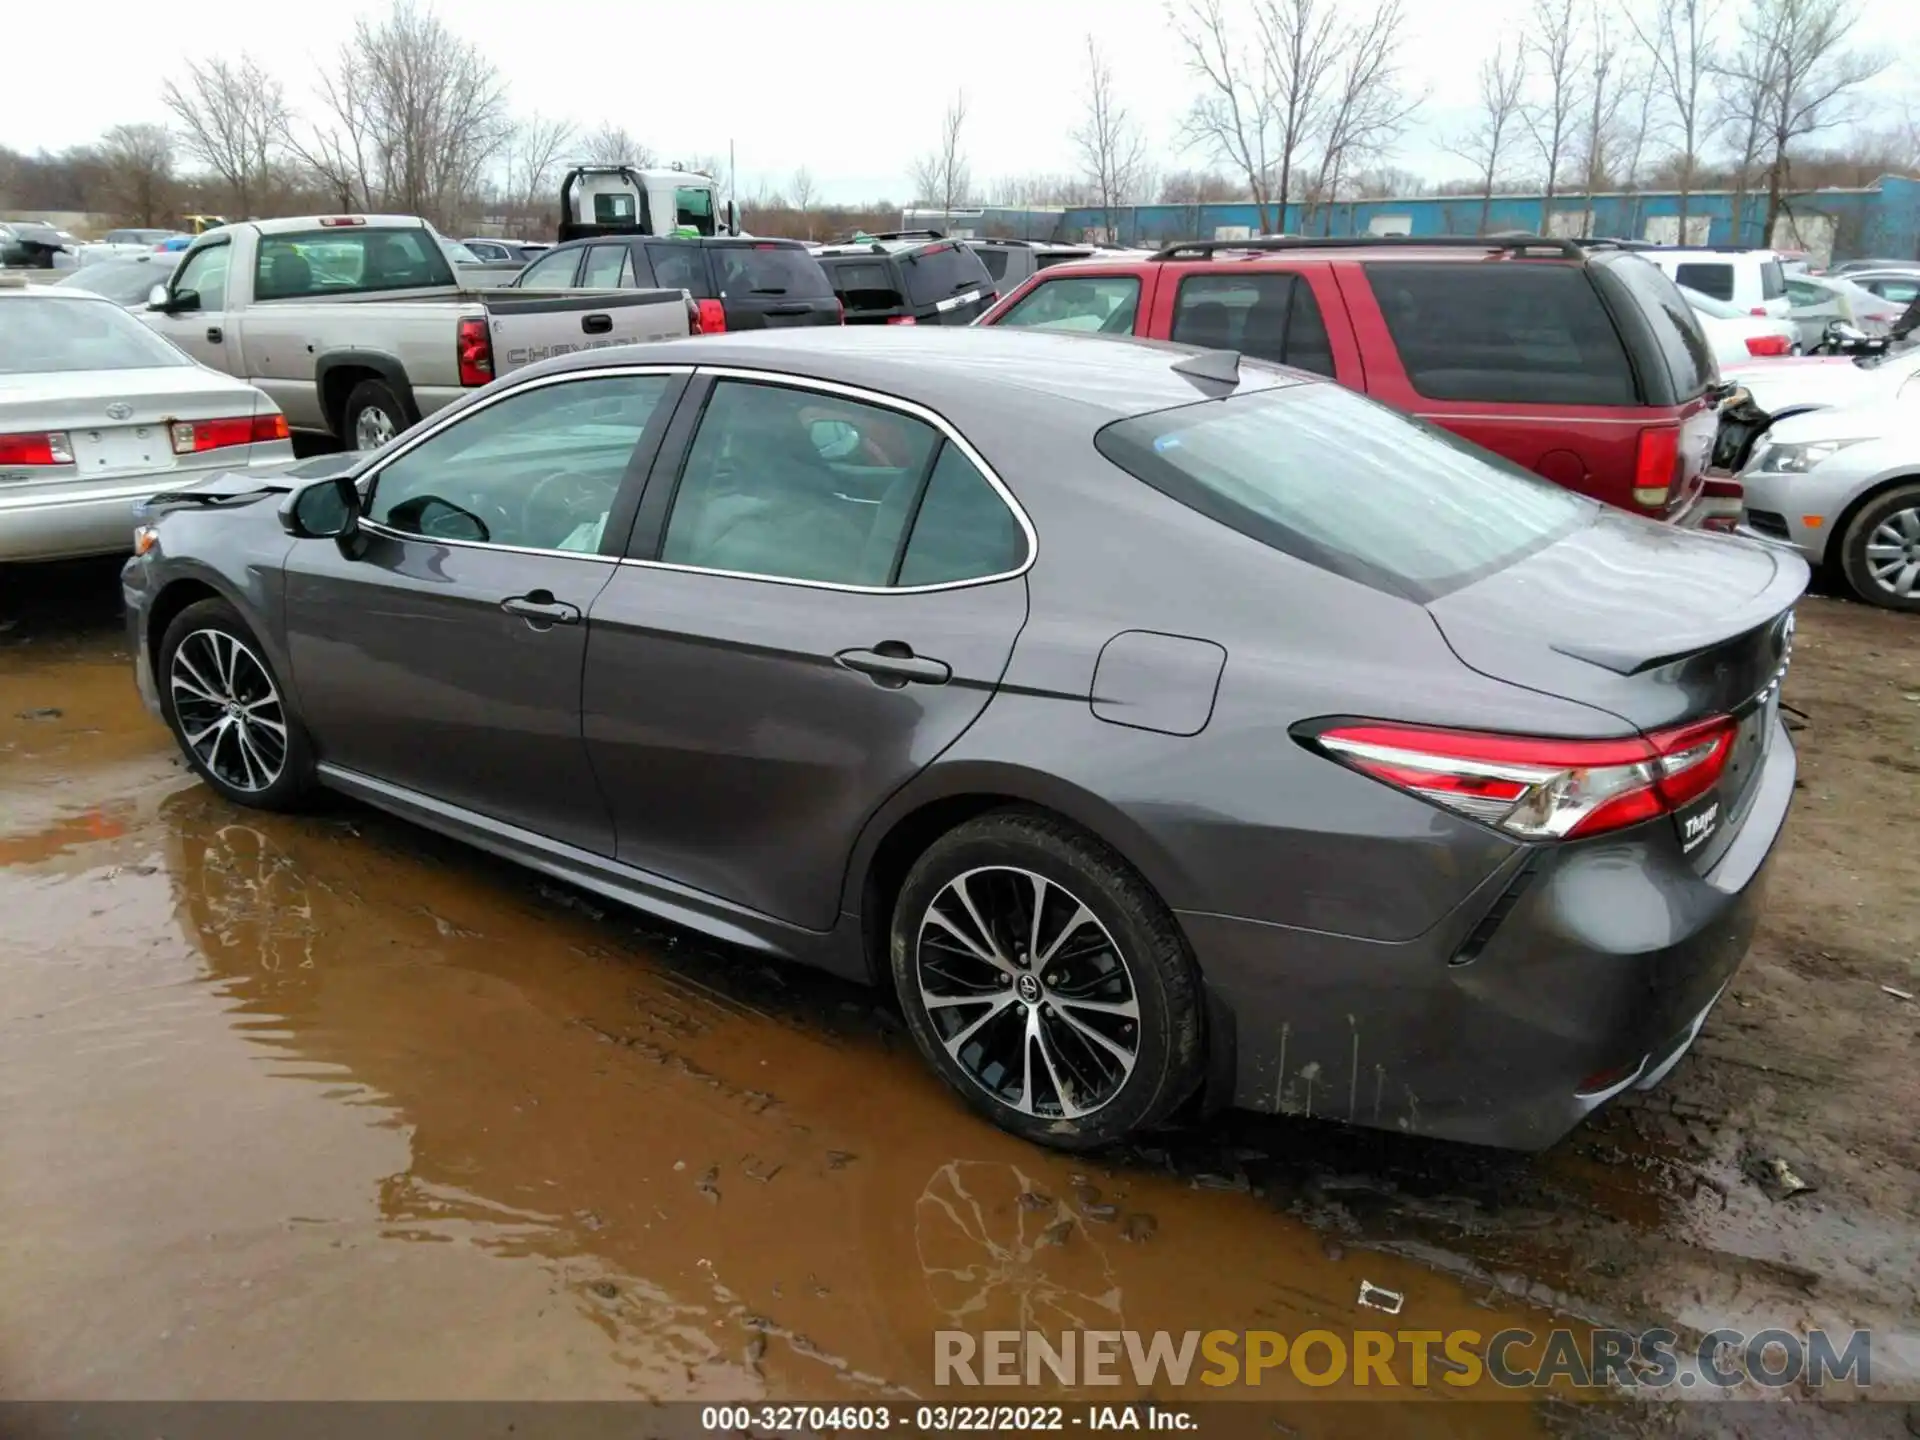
[695,298,727,334]
[457,315,493,387]
[835,298,845,325]
[1312,717,1738,841]
[0,431,74,466]
[886,315,918,326]
[1750,306,1768,316]
[1633,425,1680,509]
[1744,335,1791,356]
[169,413,290,454]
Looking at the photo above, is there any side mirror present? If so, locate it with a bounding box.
[279,474,363,556]
[725,200,738,235]
[147,283,170,310]
[171,287,203,315]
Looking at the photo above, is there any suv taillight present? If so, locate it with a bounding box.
[456,316,493,387]
[696,299,727,334]
[886,315,918,326]
[1310,717,1737,840]
[1633,425,1680,509]
[1744,334,1791,356]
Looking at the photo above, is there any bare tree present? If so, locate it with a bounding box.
[1521,0,1585,232]
[1073,37,1150,238]
[911,92,971,218]
[161,56,289,217]
[1573,4,1628,206]
[582,124,655,169]
[98,123,175,226]
[1302,0,1422,231]
[1719,0,1889,244]
[1255,0,1345,223]
[503,114,575,235]
[789,166,817,238]
[1172,0,1283,230]
[1627,0,1719,229]
[1447,40,1528,232]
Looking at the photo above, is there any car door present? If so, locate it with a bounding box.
[146,238,237,373]
[281,368,685,854]
[583,372,1032,930]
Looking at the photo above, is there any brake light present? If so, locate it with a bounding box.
[168,413,290,454]
[319,217,367,227]
[456,315,493,387]
[886,315,918,326]
[1633,425,1680,509]
[695,298,727,334]
[1313,717,1739,840]
[1750,306,1768,316]
[1744,334,1791,356]
[0,431,73,466]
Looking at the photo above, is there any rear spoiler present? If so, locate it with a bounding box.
[1550,550,1809,675]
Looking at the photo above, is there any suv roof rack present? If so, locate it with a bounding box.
[1148,234,1587,261]
[859,229,946,242]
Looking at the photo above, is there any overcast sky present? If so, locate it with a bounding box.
[6,0,1916,204]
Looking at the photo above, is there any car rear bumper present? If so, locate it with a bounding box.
[0,477,159,562]
[1187,716,1795,1150]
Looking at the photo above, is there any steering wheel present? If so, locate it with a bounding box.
[521,468,619,548]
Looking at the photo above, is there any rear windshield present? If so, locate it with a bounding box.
[900,242,991,307]
[1094,382,1592,602]
[1673,262,1734,302]
[1366,263,1637,406]
[711,245,833,299]
[0,295,190,373]
[973,247,1011,281]
[255,227,455,298]
[822,258,904,312]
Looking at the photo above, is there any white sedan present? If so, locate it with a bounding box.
[1679,284,1799,365]
[1722,347,1920,419]
[0,284,295,562]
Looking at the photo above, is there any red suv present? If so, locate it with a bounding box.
[976,236,1723,522]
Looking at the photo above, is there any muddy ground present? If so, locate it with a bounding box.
[2,559,1916,1431]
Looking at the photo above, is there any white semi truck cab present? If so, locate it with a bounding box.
[558,166,737,242]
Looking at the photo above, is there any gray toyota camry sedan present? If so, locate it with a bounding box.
[122,328,1804,1152]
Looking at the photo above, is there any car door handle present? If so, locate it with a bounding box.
[835,645,951,687]
[581,313,613,335]
[501,591,581,626]
[206,326,223,343]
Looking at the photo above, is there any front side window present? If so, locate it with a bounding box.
[674,186,715,233]
[0,295,191,374]
[172,242,230,311]
[367,376,669,552]
[516,248,584,291]
[646,244,707,296]
[1366,263,1637,406]
[1095,382,1592,602]
[254,228,453,299]
[1170,272,1334,376]
[997,274,1140,334]
[659,380,945,585]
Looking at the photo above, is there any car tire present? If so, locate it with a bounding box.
[1838,480,1920,613]
[340,378,409,452]
[158,598,318,811]
[890,810,1204,1150]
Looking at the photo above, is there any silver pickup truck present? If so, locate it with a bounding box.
[138,215,692,449]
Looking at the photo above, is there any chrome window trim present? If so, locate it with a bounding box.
[612,364,1036,596]
[353,364,685,561]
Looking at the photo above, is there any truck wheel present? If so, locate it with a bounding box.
[341,379,408,452]
[1839,480,1920,612]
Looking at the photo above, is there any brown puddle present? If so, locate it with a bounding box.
[0,595,1574,1422]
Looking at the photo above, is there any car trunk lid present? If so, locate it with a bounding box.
[1427,510,1805,870]
[0,367,266,487]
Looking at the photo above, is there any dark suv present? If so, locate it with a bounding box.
[967,238,1101,299]
[977,235,1726,522]
[812,232,995,326]
[512,236,841,333]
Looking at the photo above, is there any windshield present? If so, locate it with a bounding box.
[0,295,191,373]
[1095,382,1592,602]
[901,243,991,306]
[710,244,832,298]
[54,257,178,306]
[1679,285,1747,320]
[440,238,483,265]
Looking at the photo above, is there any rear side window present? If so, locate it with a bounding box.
[710,245,834,299]
[646,244,709,297]
[1170,273,1335,377]
[997,274,1140,334]
[1785,277,1828,306]
[1602,255,1714,398]
[1366,263,1637,406]
[901,243,991,307]
[1674,262,1734,302]
[1095,383,1592,602]
[973,247,1011,281]
[1760,261,1786,300]
[516,248,583,291]
[824,260,904,313]
[897,445,1027,586]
